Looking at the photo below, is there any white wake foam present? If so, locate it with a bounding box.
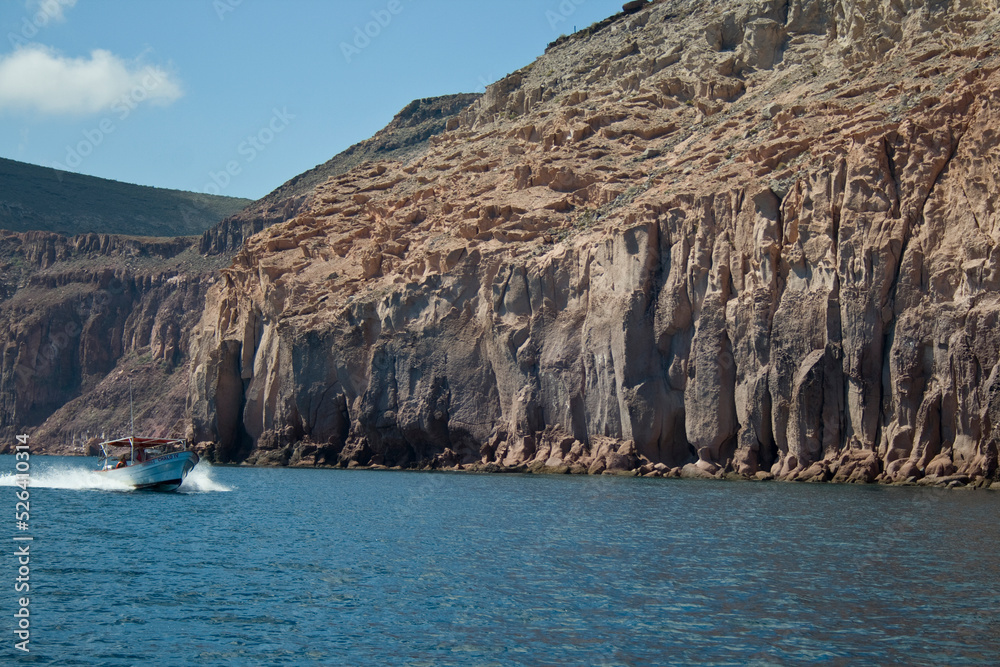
[178,462,232,493]
[0,461,231,493]
[0,464,133,491]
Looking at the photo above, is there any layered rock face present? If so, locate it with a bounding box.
[0,231,224,450]
[188,0,1000,484]
[1,95,477,452]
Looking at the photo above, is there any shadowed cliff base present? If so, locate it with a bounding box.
[182,0,1000,489]
[188,429,997,489]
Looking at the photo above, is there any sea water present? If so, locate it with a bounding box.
[0,455,997,666]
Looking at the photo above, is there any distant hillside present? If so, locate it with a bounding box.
[200,93,480,254]
[0,157,252,237]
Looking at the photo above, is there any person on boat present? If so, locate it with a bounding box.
[116,454,129,469]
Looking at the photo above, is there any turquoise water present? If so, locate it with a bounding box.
[1,455,998,665]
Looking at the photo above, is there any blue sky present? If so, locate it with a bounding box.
[0,0,626,200]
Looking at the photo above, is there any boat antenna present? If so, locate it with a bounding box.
[130,378,135,438]
[129,378,135,464]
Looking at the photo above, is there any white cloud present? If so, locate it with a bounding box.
[25,0,77,24]
[0,45,183,115]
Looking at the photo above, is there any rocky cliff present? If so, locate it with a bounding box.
[184,0,1000,486]
[0,231,227,451]
[0,156,250,450]
[0,94,478,453]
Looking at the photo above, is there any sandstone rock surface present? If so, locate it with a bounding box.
[182,0,1000,485]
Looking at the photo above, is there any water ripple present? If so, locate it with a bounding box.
[3,458,998,665]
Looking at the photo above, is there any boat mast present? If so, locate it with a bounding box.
[129,378,135,464]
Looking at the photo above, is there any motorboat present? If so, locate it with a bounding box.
[97,437,199,491]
